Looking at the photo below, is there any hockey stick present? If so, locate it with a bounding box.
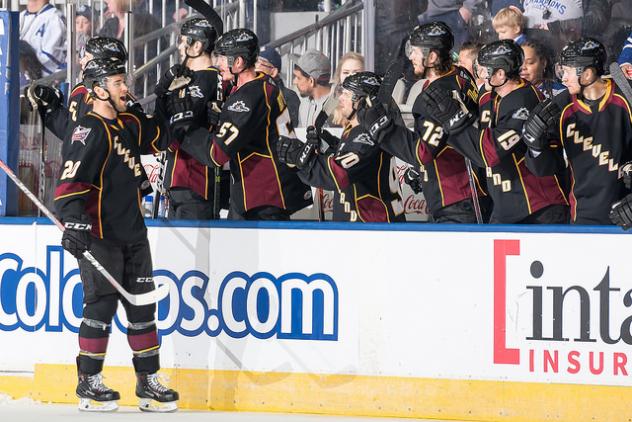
[452,90,483,224]
[0,159,170,306]
[212,70,224,220]
[610,62,632,104]
[311,95,339,221]
[37,108,46,218]
[184,0,224,35]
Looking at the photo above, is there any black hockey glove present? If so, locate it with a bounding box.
[404,167,423,194]
[125,94,144,115]
[61,216,92,259]
[155,64,193,97]
[420,85,474,135]
[621,161,632,190]
[25,84,63,113]
[208,101,222,130]
[357,102,393,142]
[277,136,316,169]
[522,99,561,151]
[166,90,195,138]
[319,129,340,153]
[610,194,632,230]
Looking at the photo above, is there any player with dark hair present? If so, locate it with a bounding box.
[154,17,229,219]
[357,22,488,223]
[173,28,312,220]
[276,71,405,222]
[523,38,632,225]
[54,58,178,412]
[25,37,130,139]
[423,40,569,223]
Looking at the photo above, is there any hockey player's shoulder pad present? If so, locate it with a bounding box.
[333,127,378,169]
[69,113,109,145]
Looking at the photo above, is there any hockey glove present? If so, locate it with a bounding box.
[166,90,195,137]
[357,102,392,142]
[404,167,423,194]
[25,85,63,113]
[420,85,474,135]
[155,64,193,97]
[610,194,632,230]
[522,99,561,151]
[621,161,632,190]
[208,101,222,130]
[61,216,92,259]
[277,136,316,169]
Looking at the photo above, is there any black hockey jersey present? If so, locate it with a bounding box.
[46,83,93,140]
[54,111,167,243]
[179,72,312,217]
[473,82,567,223]
[380,66,486,215]
[299,125,406,222]
[529,79,632,224]
[155,67,222,199]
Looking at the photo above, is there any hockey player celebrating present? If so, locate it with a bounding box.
[174,28,312,220]
[276,71,405,222]
[26,37,129,139]
[154,17,228,219]
[357,22,487,223]
[423,40,569,224]
[523,38,632,225]
[54,58,178,412]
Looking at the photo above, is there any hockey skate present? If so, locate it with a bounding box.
[76,372,120,412]
[136,372,179,412]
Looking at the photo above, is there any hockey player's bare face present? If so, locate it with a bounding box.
[560,65,581,95]
[338,89,356,120]
[96,75,129,113]
[408,46,426,76]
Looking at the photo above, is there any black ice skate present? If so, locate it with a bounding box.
[76,372,120,412]
[136,372,179,412]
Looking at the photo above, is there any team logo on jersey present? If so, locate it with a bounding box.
[512,107,530,121]
[352,133,375,146]
[71,126,91,145]
[188,85,204,98]
[227,101,250,113]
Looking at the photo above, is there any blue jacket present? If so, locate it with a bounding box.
[618,31,632,66]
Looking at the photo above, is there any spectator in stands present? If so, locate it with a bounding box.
[457,41,484,87]
[256,46,301,128]
[618,30,632,79]
[293,49,333,127]
[520,40,566,98]
[492,6,526,45]
[331,52,365,127]
[19,0,66,76]
[417,0,482,47]
[75,5,92,37]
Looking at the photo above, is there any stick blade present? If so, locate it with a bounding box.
[184,0,224,34]
[126,283,171,306]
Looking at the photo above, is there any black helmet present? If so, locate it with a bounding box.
[477,40,523,78]
[215,28,259,66]
[85,37,128,62]
[83,58,126,91]
[341,71,381,100]
[181,17,217,54]
[560,37,607,76]
[409,22,454,54]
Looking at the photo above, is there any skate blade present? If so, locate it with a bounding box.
[138,398,178,413]
[78,398,118,412]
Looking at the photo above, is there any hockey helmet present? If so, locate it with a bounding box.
[214,28,259,66]
[477,40,524,79]
[181,17,217,54]
[84,37,128,62]
[341,71,381,101]
[83,58,127,91]
[559,37,607,76]
[409,22,454,54]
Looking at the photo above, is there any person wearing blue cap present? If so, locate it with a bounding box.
[256,46,300,128]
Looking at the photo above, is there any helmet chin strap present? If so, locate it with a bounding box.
[576,67,599,100]
[93,82,121,116]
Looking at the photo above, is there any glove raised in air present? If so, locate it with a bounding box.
[419,85,475,135]
[25,84,63,113]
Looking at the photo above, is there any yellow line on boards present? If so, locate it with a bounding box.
[0,364,631,422]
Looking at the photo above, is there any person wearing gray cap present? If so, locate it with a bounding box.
[256,46,300,128]
[292,49,334,127]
